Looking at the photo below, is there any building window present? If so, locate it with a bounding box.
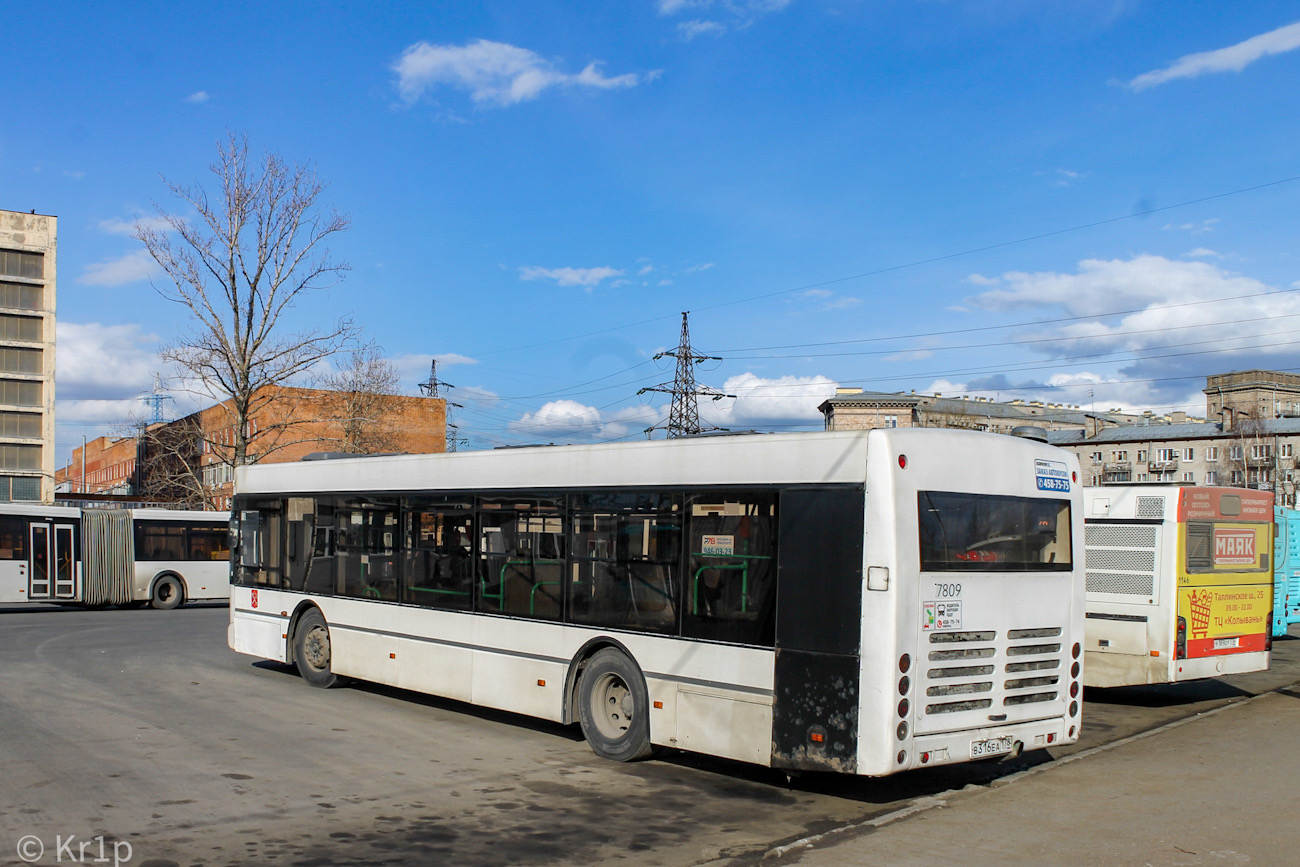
[0,250,43,280]
[0,411,40,437]
[883,415,898,428]
[0,444,41,470]
[0,282,43,310]
[1156,448,1177,462]
[1206,447,1219,461]
[1112,450,1128,462]
[1137,450,1148,462]
[1090,452,1102,463]
[0,475,40,501]
[1206,471,1218,484]
[1231,470,1244,485]
[1183,472,1195,483]
[1231,446,1243,461]
[1282,443,1294,458]
[1138,473,1149,482]
[1250,444,1272,460]
[0,314,41,342]
[0,347,42,375]
[1182,447,1195,460]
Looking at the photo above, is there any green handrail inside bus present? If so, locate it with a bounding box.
[690,554,771,615]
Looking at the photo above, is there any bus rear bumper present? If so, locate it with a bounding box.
[904,719,1076,772]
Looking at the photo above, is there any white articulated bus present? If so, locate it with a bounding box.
[0,504,231,608]
[228,428,1084,776]
[1082,486,1273,688]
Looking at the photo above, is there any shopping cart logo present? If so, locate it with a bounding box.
[1189,589,1212,639]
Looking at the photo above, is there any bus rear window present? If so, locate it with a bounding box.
[919,491,1072,572]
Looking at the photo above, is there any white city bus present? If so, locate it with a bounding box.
[228,428,1084,776]
[1082,486,1273,688]
[0,504,231,608]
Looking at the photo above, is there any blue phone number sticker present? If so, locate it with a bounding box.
[1035,458,1071,492]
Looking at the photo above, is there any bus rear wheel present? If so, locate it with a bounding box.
[150,575,183,610]
[577,648,655,762]
[294,609,339,688]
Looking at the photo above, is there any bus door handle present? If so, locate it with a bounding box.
[867,566,889,592]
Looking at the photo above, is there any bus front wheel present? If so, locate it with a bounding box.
[577,648,655,762]
[150,575,183,610]
[294,609,339,688]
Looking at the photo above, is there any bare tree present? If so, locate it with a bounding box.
[134,416,215,510]
[319,344,404,454]
[136,132,357,472]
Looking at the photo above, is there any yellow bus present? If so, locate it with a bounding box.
[1083,486,1273,687]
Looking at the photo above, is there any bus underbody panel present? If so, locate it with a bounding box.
[771,648,859,773]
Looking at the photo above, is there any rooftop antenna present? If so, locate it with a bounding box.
[639,311,733,438]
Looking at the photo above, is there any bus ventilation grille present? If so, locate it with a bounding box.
[924,628,1063,715]
[1084,524,1158,596]
[1136,497,1165,518]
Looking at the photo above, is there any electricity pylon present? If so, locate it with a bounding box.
[419,359,466,452]
[639,311,732,438]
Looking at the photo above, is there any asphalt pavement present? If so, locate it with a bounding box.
[777,672,1300,866]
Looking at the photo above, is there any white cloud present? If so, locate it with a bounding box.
[1130,20,1300,90]
[96,216,170,237]
[683,262,716,273]
[966,273,1000,286]
[1163,218,1219,234]
[509,400,658,441]
[680,20,727,40]
[519,265,624,290]
[659,0,791,39]
[1186,247,1220,259]
[700,373,837,428]
[393,39,649,107]
[184,91,210,103]
[963,254,1300,408]
[77,250,159,286]
[55,322,161,400]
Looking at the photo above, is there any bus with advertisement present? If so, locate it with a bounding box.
[227,428,1085,777]
[0,504,231,609]
[1272,506,1300,637]
[1082,486,1273,688]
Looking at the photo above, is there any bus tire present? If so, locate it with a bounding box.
[150,575,183,610]
[577,648,655,762]
[294,609,339,689]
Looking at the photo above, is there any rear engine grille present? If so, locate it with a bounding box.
[923,626,1065,716]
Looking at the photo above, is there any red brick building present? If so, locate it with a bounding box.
[57,386,447,509]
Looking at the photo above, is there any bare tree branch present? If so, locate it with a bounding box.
[136,132,357,471]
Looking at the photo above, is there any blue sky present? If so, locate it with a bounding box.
[4,1,1300,462]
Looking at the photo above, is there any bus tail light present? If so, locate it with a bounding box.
[899,653,911,673]
[1176,616,1187,660]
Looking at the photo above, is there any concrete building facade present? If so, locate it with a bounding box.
[0,209,56,503]
[819,387,1160,437]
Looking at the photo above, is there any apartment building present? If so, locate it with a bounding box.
[0,209,56,503]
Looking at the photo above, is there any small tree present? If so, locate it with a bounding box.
[319,344,404,454]
[135,416,213,510]
[136,132,356,474]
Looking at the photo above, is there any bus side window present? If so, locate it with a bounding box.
[478,499,564,620]
[682,492,778,646]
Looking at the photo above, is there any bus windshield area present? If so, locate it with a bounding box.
[919,491,1072,572]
